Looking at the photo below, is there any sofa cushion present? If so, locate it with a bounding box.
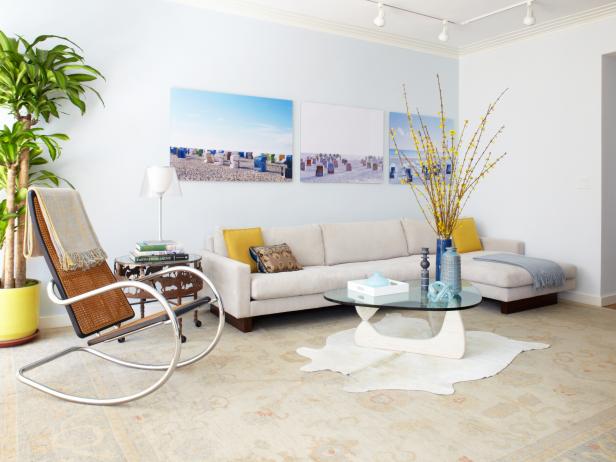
[223,227,264,273]
[333,256,423,283]
[461,251,576,289]
[321,220,408,265]
[249,244,303,273]
[250,256,426,300]
[452,217,483,253]
[251,265,367,300]
[261,224,324,267]
[401,218,437,255]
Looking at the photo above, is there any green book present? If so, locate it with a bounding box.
[135,240,181,252]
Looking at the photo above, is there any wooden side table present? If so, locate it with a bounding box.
[114,254,204,343]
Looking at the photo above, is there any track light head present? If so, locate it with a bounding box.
[373,2,385,27]
[438,19,449,42]
[523,0,536,26]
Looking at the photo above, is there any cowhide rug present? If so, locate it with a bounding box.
[297,313,549,394]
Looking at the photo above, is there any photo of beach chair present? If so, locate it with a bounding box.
[169,88,293,183]
[300,102,384,184]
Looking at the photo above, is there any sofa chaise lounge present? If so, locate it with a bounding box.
[200,219,576,332]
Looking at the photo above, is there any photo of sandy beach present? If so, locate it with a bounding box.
[300,153,383,183]
[300,102,384,184]
[170,88,293,182]
[389,112,454,185]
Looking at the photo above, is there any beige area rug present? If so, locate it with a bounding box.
[297,313,549,394]
[495,404,616,461]
[3,302,616,461]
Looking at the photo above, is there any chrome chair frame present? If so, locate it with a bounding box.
[16,266,225,406]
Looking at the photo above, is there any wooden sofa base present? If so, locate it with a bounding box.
[209,293,559,332]
[209,306,253,333]
[497,293,558,314]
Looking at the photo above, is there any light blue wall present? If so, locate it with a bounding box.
[1,0,458,317]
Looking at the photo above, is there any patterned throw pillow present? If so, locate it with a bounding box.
[249,243,303,273]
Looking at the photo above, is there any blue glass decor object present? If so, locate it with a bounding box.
[435,238,452,281]
[366,272,389,287]
[428,281,453,303]
[441,246,462,295]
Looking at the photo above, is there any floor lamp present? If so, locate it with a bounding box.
[140,166,182,241]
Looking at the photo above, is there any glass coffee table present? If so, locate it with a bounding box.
[323,280,482,359]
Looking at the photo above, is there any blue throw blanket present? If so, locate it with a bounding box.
[473,253,565,289]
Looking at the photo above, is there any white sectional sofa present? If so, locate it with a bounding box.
[201,219,576,332]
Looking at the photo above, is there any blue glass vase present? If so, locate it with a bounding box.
[441,246,462,295]
[435,238,452,281]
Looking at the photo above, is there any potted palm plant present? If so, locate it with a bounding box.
[0,31,103,346]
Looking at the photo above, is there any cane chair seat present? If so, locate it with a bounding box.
[87,297,210,346]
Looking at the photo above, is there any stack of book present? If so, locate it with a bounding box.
[130,240,189,263]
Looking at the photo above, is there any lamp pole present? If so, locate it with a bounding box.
[158,193,163,241]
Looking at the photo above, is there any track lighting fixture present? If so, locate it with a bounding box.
[438,20,449,42]
[366,0,540,41]
[373,2,385,28]
[523,0,536,26]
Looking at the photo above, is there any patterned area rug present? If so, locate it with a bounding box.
[497,404,616,461]
[297,313,549,394]
[5,303,616,461]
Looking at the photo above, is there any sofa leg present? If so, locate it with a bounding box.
[499,293,558,314]
[209,305,253,333]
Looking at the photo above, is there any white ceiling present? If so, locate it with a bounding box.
[172,0,616,54]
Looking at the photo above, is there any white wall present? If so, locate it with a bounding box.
[602,54,616,302]
[460,16,616,303]
[1,0,458,317]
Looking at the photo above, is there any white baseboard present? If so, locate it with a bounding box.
[39,302,168,331]
[600,293,616,306]
[559,291,602,307]
[39,314,71,329]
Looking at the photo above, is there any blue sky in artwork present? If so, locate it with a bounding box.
[389,111,454,152]
[170,88,293,153]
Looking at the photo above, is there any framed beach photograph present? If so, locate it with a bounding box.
[170,88,293,182]
[389,112,455,185]
[300,102,384,184]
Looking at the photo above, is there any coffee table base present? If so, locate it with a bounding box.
[354,307,466,359]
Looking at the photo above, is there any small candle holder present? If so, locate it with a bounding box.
[420,247,430,292]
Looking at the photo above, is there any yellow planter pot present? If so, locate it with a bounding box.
[0,279,40,343]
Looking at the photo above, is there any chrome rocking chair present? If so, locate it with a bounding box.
[17,190,225,405]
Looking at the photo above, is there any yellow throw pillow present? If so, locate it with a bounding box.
[452,218,483,253]
[223,227,264,273]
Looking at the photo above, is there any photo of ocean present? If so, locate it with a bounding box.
[170,88,293,182]
[389,112,454,185]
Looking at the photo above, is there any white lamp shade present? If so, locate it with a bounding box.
[140,166,182,197]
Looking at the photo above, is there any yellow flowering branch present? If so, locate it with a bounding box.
[393,75,508,238]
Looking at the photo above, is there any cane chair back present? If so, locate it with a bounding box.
[28,191,134,337]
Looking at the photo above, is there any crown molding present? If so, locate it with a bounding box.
[168,0,458,58]
[168,0,616,58]
[460,2,616,55]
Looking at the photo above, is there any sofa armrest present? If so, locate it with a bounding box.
[480,237,525,255]
[198,250,251,319]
